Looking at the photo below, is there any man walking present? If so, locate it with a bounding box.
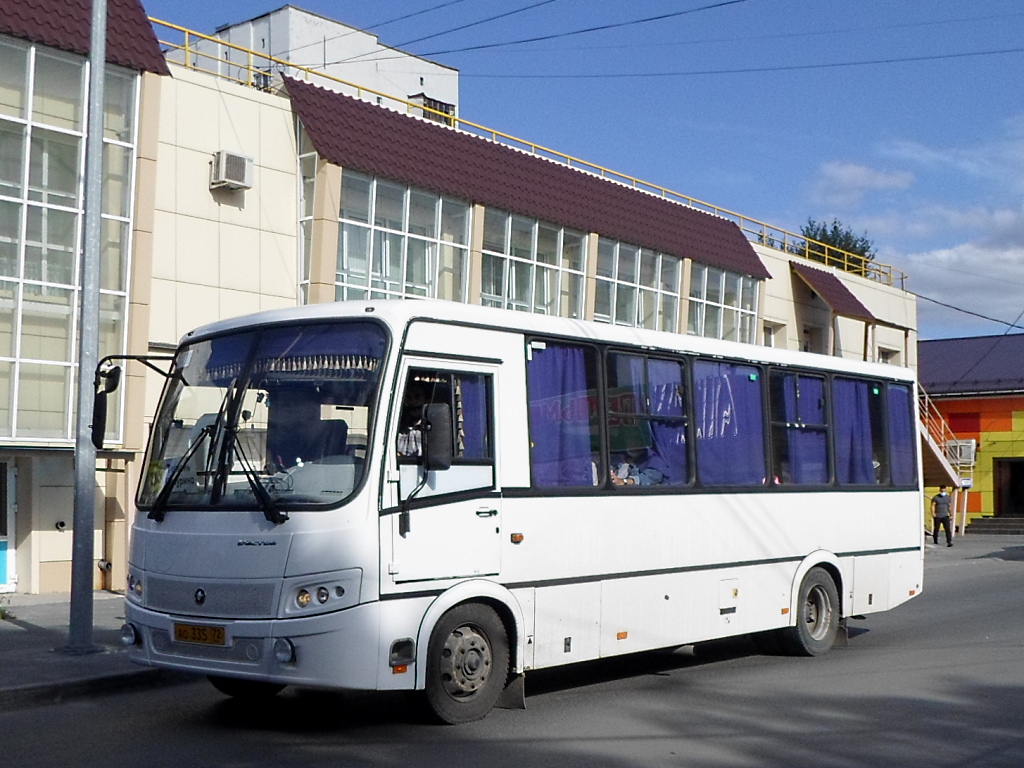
[931,485,954,547]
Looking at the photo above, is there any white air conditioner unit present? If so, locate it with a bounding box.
[949,439,977,465]
[210,150,253,190]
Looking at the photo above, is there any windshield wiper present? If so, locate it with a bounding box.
[148,423,215,522]
[232,432,288,525]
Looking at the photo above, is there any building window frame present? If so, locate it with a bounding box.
[687,263,758,344]
[0,35,138,442]
[335,169,471,304]
[593,238,681,332]
[479,208,587,319]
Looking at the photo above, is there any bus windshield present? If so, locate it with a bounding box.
[137,321,388,514]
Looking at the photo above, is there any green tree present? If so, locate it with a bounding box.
[797,218,876,275]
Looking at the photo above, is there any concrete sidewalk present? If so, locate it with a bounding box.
[0,590,186,711]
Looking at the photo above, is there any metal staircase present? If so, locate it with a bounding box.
[919,387,976,536]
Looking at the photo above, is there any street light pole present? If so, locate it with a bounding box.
[67,0,108,653]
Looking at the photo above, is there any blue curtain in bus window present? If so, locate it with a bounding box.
[457,374,489,460]
[833,378,875,484]
[693,361,765,486]
[783,375,828,484]
[256,322,387,396]
[888,384,916,486]
[192,332,255,386]
[648,358,688,485]
[527,344,596,486]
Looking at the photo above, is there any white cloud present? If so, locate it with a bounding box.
[894,236,1024,339]
[882,114,1024,194]
[808,161,914,209]
[859,204,1024,242]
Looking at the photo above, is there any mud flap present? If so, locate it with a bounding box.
[833,618,850,649]
[495,672,526,710]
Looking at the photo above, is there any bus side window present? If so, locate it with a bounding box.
[397,368,494,500]
[693,360,766,487]
[887,383,916,487]
[606,353,689,487]
[526,342,601,487]
[769,372,829,485]
[833,377,889,485]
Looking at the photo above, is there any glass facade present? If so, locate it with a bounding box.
[687,263,758,344]
[481,208,586,318]
[336,168,470,303]
[594,239,681,331]
[0,35,137,441]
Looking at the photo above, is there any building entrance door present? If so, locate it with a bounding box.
[0,463,14,592]
[995,458,1024,517]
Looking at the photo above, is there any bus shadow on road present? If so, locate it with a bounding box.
[974,546,1024,562]
[202,632,870,733]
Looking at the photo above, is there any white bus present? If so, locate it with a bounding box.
[114,300,923,723]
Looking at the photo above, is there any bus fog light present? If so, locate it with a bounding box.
[274,638,296,664]
[296,589,311,608]
[316,586,329,604]
[120,623,140,647]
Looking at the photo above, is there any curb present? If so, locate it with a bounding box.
[0,668,194,712]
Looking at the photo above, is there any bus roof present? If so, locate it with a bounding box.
[181,299,916,383]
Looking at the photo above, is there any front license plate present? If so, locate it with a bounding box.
[173,623,226,646]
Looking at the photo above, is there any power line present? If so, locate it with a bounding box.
[943,302,1024,392]
[272,0,474,59]
[914,293,1024,331]
[453,46,1024,78]
[326,0,560,67]
[326,0,750,67]
[394,0,558,48]
[421,10,1024,57]
[419,0,752,55]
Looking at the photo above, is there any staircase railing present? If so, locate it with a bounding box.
[919,388,962,468]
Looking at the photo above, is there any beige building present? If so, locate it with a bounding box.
[1,2,924,594]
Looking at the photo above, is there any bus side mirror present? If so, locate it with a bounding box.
[91,365,122,450]
[422,403,452,472]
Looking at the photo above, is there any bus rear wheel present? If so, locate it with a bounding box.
[780,567,839,656]
[208,675,285,698]
[425,603,509,725]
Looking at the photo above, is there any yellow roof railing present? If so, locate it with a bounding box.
[149,17,907,288]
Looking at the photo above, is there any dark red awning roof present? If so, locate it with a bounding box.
[284,76,770,280]
[791,262,876,322]
[0,0,169,75]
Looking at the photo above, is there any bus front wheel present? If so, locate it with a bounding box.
[780,567,839,656]
[425,603,510,724]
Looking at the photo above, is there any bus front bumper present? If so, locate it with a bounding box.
[123,600,385,690]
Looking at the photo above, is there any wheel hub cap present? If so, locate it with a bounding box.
[440,625,492,697]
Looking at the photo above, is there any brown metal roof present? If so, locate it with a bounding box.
[284,76,770,280]
[0,0,169,75]
[790,262,876,322]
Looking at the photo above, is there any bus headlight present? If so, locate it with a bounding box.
[127,572,143,603]
[279,569,361,618]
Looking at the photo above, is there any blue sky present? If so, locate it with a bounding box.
[141,0,1024,340]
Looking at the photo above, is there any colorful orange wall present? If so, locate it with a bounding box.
[933,396,1024,517]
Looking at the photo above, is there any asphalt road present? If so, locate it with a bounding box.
[6,536,1024,768]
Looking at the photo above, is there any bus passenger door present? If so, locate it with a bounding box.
[387,361,501,583]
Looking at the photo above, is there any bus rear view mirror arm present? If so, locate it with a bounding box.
[399,403,453,536]
[91,353,176,450]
